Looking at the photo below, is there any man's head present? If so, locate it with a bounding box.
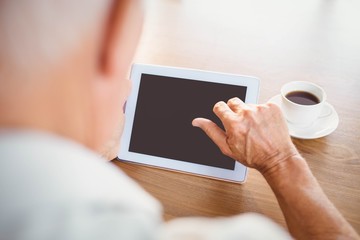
[0,0,143,159]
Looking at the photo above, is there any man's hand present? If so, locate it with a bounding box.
[99,118,124,161]
[192,97,299,174]
[193,97,360,240]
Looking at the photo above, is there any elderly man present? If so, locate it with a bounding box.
[0,0,358,239]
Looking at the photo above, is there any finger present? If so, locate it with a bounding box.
[212,101,234,130]
[227,97,247,113]
[192,118,232,157]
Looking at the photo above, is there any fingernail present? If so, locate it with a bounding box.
[192,119,199,127]
[232,97,241,103]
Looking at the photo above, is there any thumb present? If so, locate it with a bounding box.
[192,118,232,157]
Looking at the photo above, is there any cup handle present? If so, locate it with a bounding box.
[318,104,332,119]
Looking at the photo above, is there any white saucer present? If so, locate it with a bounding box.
[268,94,339,139]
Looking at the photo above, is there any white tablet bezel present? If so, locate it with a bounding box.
[118,64,260,183]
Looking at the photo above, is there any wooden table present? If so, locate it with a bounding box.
[112,0,360,233]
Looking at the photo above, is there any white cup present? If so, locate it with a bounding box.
[281,81,326,126]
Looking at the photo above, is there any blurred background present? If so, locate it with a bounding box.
[135,0,360,103]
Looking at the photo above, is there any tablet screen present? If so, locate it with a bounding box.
[129,74,247,170]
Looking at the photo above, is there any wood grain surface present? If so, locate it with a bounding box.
[112,0,360,233]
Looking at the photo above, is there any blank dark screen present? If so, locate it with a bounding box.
[129,74,247,170]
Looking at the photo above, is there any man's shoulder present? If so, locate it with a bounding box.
[0,130,162,239]
[0,130,161,216]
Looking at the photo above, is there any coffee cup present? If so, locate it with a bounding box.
[281,81,326,126]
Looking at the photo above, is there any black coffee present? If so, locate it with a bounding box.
[285,91,320,105]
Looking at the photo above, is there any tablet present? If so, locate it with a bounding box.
[118,64,260,183]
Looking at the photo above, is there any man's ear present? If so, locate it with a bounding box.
[88,0,143,156]
[99,0,143,80]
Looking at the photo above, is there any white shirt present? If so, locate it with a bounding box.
[0,131,292,240]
